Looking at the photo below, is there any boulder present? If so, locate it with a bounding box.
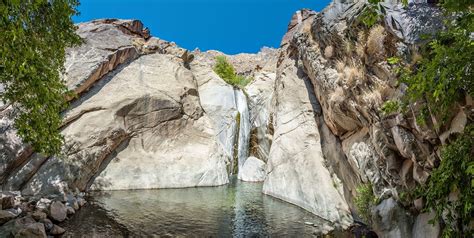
[239,157,266,182]
[31,211,47,221]
[39,219,53,232]
[48,201,67,222]
[14,222,47,238]
[0,210,17,225]
[371,198,412,238]
[49,224,66,236]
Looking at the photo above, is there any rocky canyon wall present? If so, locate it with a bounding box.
[0,0,467,237]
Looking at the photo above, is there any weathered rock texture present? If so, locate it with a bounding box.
[0,1,465,236]
[1,19,235,194]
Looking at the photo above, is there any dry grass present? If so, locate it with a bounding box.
[367,25,387,61]
[336,60,345,72]
[329,87,345,103]
[324,45,334,59]
[411,49,423,65]
[362,90,382,108]
[376,82,393,101]
[343,39,353,55]
[344,60,365,87]
[356,30,367,59]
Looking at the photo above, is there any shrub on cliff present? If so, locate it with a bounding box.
[420,126,474,237]
[354,183,376,224]
[213,56,252,88]
[0,0,82,155]
[385,1,473,236]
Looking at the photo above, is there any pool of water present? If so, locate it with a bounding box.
[62,178,351,237]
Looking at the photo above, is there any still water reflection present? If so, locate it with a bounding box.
[63,178,350,237]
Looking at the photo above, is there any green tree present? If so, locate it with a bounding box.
[0,0,82,155]
[396,2,473,236]
[401,7,473,122]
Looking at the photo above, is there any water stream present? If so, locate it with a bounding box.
[62,178,349,237]
[234,89,251,179]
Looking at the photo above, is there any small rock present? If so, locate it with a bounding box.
[32,211,47,221]
[14,222,47,238]
[66,206,75,216]
[39,219,53,231]
[2,196,15,210]
[6,207,22,217]
[0,210,17,225]
[48,201,67,222]
[49,224,66,235]
[35,198,51,211]
[77,197,86,207]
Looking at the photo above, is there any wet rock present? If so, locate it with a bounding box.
[0,210,17,225]
[48,201,67,222]
[49,224,66,236]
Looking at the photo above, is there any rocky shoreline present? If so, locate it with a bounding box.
[0,191,86,237]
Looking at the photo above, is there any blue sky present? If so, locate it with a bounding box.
[73,0,331,54]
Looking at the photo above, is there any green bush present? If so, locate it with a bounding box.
[420,126,474,237]
[354,183,376,224]
[398,2,473,123]
[380,100,401,116]
[213,56,252,88]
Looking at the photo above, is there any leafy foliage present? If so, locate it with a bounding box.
[441,0,473,12]
[400,12,473,122]
[359,0,382,28]
[354,183,376,224]
[0,0,82,155]
[213,56,252,88]
[359,0,408,28]
[387,56,401,65]
[420,126,474,237]
[380,100,400,115]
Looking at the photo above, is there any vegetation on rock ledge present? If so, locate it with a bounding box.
[213,56,252,88]
[354,183,376,225]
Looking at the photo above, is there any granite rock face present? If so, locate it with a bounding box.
[0,1,460,236]
[0,19,239,194]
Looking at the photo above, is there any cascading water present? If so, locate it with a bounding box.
[234,89,251,179]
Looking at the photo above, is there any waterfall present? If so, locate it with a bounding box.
[234,89,251,179]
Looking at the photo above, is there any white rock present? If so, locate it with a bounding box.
[263,44,352,228]
[239,157,266,182]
